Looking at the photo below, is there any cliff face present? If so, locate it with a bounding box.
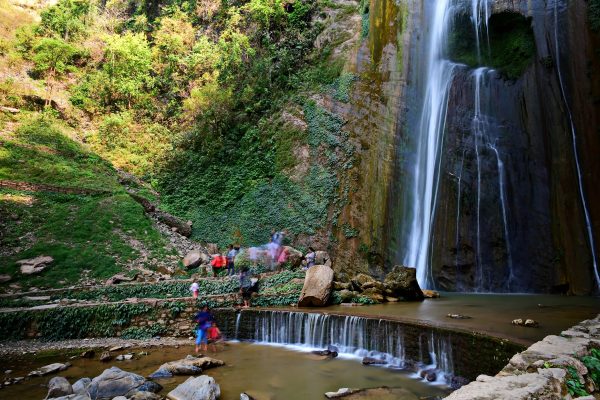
[332,0,600,294]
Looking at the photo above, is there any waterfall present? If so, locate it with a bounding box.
[552,1,600,289]
[404,0,457,289]
[250,310,453,381]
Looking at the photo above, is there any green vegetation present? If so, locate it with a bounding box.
[0,0,361,286]
[448,12,536,80]
[0,116,170,288]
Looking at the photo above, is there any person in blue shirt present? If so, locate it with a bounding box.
[194,306,213,353]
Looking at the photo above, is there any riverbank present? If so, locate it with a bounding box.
[0,337,193,357]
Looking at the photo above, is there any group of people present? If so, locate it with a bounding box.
[209,244,240,277]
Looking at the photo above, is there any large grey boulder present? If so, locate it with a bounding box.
[149,355,224,378]
[298,265,334,307]
[29,363,70,377]
[46,376,73,399]
[444,368,567,400]
[17,255,53,275]
[72,378,91,395]
[87,367,161,400]
[167,375,220,400]
[383,266,424,301]
[183,250,209,269]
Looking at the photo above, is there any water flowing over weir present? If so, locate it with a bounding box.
[253,311,454,380]
[220,309,525,381]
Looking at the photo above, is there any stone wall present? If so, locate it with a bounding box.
[445,314,600,399]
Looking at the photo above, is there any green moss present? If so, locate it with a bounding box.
[448,12,536,80]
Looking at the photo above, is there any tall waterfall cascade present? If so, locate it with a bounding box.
[403,0,458,289]
[398,0,599,292]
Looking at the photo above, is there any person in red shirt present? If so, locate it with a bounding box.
[207,321,222,353]
[210,253,227,276]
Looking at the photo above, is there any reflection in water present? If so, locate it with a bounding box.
[1,342,449,400]
[320,293,600,345]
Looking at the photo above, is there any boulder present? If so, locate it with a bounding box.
[99,352,112,362]
[361,357,386,365]
[324,388,359,398]
[45,376,73,399]
[240,393,256,400]
[29,363,70,377]
[17,255,53,275]
[183,250,209,269]
[87,367,161,400]
[333,281,351,291]
[149,355,225,379]
[0,274,11,283]
[284,246,303,268]
[298,265,334,307]
[315,251,332,267]
[422,289,440,298]
[106,274,137,285]
[167,375,220,400]
[361,288,384,303]
[337,289,355,303]
[351,273,376,291]
[72,378,91,395]
[80,350,95,359]
[383,266,424,301]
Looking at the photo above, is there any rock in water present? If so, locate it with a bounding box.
[99,352,112,362]
[240,393,256,400]
[29,363,70,377]
[50,395,92,400]
[46,376,73,399]
[298,265,334,307]
[149,355,224,379]
[17,255,53,275]
[167,375,220,400]
[72,378,91,395]
[361,357,386,365]
[383,266,424,301]
[87,367,160,400]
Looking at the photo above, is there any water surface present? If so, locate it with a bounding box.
[1,342,450,400]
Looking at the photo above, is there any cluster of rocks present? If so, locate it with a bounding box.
[40,355,225,400]
[445,314,600,400]
[332,266,429,304]
[16,255,54,276]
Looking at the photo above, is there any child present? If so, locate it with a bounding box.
[190,280,199,299]
[207,321,222,353]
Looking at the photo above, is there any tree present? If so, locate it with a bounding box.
[101,32,153,109]
[39,0,92,41]
[31,37,79,106]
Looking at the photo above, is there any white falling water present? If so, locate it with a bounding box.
[472,67,486,291]
[553,1,600,288]
[404,0,458,289]
[489,142,514,290]
[470,0,491,61]
[250,310,453,381]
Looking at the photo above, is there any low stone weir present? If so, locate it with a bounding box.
[229,309,523,382]
[445,314,600,399]
[0,302,523,383]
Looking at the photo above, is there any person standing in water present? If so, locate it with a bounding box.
[194,306,213,353]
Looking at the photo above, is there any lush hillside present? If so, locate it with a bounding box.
[0,115,174,289]
[0,0,362,254]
